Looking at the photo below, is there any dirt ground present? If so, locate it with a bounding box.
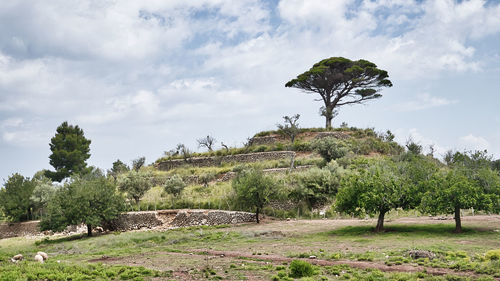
[89,215,500,280]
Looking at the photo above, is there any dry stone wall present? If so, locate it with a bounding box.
[156,151,295,171]
[1,209,256,239]
[248,135,280,146]
[0,221,41,239]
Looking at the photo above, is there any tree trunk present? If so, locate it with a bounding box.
[375,211,386,232]
[454,206,462,233]
[256,207,260,224]
[87,224,93,237]
[325,115,332,130]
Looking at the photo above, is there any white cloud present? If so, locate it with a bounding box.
[395,93,458,111]
[459,134,490,151]
[1,0,500,179]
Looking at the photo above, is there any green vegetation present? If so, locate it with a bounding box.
[232,168,276,223]
[285,57,392,129]
[1,220,499,280]
[0,173,35,222]
[40,170,125,237]
[45,121,92,182]
[288,260,316,278]
[117,170,153,206]
[0,261,165,281]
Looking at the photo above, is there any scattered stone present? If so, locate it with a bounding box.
[95,227,104,233]
[286,218,291,221]
[309,255,317,259]
[34,254,44,263]
[408,250,436,260]
[37,251,48,260]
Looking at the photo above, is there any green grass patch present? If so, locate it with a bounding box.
[0,261,167,281]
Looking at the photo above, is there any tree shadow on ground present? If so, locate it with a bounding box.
[326,224,494,237]
[35,233,89,246]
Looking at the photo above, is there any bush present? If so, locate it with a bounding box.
[289,163,342,207]
[292,141,311,152]
[312,137,348,162]
[164,175,186,197]
[486,250,500,261]
[289,260,315,278]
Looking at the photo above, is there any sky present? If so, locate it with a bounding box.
[1,0,500,182]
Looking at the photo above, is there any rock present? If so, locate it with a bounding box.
[95,227,104,233]
[408,250,436,260]
[12,254,23,261]
[309,255,317,259]
[37,251,48,260]
[34,254,44,263]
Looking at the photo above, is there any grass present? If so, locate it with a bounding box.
[1,218,499,280]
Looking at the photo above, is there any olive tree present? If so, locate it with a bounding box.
[41,170,125,237]
[232,168,276,223]
[117,170,153,206]
[276,114,300,144]
[420,167,500,233]
[335,159,408,232]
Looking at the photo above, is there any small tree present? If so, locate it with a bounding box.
[108,159,130,180]
[285,57,392,129]
[276,114,301,144]
[421,152,500,233]
[30,172,58,219]
[0,173,36,222]
[197,135,216,152]
[312,137,349,162]
[164,175,186,197]
[289,162,342,208]
[117,170,152,206]
[405,139,422,155]
[336,160,407,232]
[132,157,146,171]
[232,168,275,223]
[41,170,124,236]
[46,121,91,182]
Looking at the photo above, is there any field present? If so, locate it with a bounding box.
[1,215,500,281]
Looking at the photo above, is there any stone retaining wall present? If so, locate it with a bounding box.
[1,209,256,239]
[0,221,41,239]
[106,209,256,231]
[248,135,280,146]
[156,151,295,171]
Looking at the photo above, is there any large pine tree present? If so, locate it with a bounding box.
[46,121,91,182]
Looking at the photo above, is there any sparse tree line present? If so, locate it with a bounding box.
[1,121,499,236]
[1,57,499,237]
[234,146,500,233]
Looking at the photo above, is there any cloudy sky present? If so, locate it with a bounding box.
[1,0,500,181]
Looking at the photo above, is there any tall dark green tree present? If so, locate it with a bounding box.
[285,57,392,129]
[0,173,36,222]
[46,122,91,182]
[41,169,124,237]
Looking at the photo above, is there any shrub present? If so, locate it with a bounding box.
[312,137,348,162]
[164,175,186,197]
[289,260,315,278]
[289,162,343,207]
[292,141,312,152]
[485,250,500,261]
